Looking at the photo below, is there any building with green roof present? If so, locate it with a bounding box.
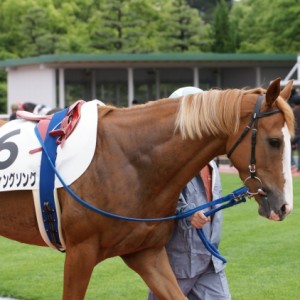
[0,53,298,114]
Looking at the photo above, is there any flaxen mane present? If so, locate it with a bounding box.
[175,88,294,140]
[96,88,294,139]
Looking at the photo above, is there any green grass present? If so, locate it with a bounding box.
[0,174,299,299]
[220,174,300,300]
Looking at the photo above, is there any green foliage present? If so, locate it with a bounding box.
[0,0,299,56]
[188,0,232,23]
[0,0,214,55]
[20,6,54,56]
[221,174,300,299]
[212,0,235,53]
[231,0,300,53]
[0,78,7,113]
[124,0,162,53]
[0,0,299,108]
[158,0,212,52]
[90,0,149,52]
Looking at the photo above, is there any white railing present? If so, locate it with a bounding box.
[281,54,300,87]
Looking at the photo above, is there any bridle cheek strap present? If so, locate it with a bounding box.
[227,94,281,196]
[249,95,264,178]
[227,95,264,164]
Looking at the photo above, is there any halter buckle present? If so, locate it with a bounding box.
[233,194,247,202]
[249,164,256,174]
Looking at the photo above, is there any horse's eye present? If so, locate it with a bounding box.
[268,138,281,148]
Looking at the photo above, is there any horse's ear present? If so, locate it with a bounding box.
[265,78,281,107]
[280,80,293,101]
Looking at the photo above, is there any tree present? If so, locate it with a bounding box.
[89,0,166,53]
[188,0,232,23]
[0,0,33,58]
[158,0,212,52]
[54,1,95,53]
[123,0,161,53]
[20,6,57,56]
[0,0,299,56]
[212,0,235,53]
[90,0,134,52]
[0,74,7,113]
[231,0,300,54]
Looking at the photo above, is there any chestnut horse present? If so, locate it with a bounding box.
[0,78,294,299]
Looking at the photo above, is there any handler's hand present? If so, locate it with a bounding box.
[191,211,211,229]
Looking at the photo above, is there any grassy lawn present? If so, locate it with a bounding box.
[221,174,300,300]
[0,173,299,299]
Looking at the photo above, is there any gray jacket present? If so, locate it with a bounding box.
[166,161,224,278]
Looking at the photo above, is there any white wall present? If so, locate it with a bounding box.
[7,65,56,113]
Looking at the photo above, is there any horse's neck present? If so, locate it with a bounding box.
[153,132,223,189]
[133,123,223,213]
[97,104,225,211]
[132,104,224,181]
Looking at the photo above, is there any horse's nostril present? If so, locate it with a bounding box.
[281,204,292,215]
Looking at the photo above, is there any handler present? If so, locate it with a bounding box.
[148,87,231,300]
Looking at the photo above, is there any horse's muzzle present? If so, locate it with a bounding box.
[258,195,292,221]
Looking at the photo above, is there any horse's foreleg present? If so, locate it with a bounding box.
[122,247,186,300]
[63,244,98,300]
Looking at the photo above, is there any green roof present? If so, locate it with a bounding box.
[0,53,297,68]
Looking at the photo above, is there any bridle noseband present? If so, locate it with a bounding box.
[227,94,281,197]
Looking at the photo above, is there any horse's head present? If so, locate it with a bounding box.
[227,78,294,221]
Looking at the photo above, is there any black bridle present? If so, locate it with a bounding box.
[227,94,282,196]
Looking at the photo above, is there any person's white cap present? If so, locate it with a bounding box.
[169,86,203,98]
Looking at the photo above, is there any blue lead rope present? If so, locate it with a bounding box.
[174,186,248,263]
[35,124,248,261]
[197,194,247,263]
